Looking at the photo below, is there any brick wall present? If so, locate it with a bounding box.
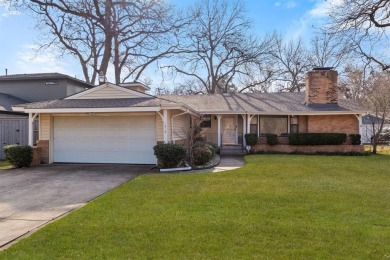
[298,116,308,133]
[305,69,338,104]
[36,140,49,164]
[308,115,359,135]
[30,147,41,166]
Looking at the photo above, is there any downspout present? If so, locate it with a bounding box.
[171,109,190,144]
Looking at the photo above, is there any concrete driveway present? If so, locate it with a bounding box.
[0,164,151,248]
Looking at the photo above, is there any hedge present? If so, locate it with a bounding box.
[245,133,258,146]
[266,134,278,145]
[289,133,347,145]
[349,134,361,145]
[3,145,33,168]
[153,143,187,168]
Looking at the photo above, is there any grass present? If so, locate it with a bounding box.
[0,160,12,170]
[365,144,390,154]
[1,154,390,259]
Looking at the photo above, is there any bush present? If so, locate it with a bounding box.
[207,142,220,155]
[349,134,361,145]
[153,144,187,168]
[192,143,214,166]
[266,134,278,145]
[3,145,33,168]
[245,133,258,146]
[289,133,347,145]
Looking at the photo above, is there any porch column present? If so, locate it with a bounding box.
[163,109,168,144]
[358,114,363,136]
[28,113,38,146]
[287,115,291,133]
[216,114,222,147]
[241,114,247,146]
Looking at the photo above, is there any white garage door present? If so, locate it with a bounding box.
[53,116,156,164]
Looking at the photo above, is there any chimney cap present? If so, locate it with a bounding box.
[312,67,334,71]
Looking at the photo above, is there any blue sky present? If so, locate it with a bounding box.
[0,0,331,85]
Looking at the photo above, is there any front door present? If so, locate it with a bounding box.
[222,116,236,145]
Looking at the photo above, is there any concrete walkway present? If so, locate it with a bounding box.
[194,155,245,173]
[0,164,150,249]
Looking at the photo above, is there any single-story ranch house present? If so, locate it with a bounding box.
[14,68,366,165]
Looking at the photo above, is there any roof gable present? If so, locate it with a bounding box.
[66,83,151,100]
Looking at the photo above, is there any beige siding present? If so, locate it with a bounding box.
[40,114,51,140]
[155,110,191,143]
[171,111,190,141]
[74,85,139,99]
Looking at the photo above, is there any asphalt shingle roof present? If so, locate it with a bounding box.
[17,92,365,114]
[20,97,176,109]
[0,93,29,111]
[161,92,365,113]
[0,73,94,87]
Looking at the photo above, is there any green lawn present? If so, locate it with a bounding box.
[1,155,390,259]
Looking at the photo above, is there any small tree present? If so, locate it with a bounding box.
[188,116,215,166]
[362,72,390,154]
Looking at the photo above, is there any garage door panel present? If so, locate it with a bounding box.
[53,116,156,164]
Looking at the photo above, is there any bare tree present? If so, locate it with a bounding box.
[272,36,311,92]
[326,0,390,72]
[363,71,390,153]
[12,0,186,84]
[165,0,274,94]
[310,32,349,69]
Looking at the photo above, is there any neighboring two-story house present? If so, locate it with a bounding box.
[0,73,93,159]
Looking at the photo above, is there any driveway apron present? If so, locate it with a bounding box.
[0,164,150,248]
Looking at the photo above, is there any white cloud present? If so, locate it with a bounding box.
[308,0,342,18]
[0,2,21,18]
[274,0,297,9]
[15,44,73,75]
[285,1,297,9]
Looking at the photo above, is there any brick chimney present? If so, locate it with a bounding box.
[305,67,338,105]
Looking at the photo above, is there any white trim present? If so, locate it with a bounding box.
[24,107,162,113]
[65,82,152,99]
[196,111,366,115]
[216,114,222,147]
[163,109,168,144]
[28,113,38,146]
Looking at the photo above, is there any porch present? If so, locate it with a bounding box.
[201,114,301,146]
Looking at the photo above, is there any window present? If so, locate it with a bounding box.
[290,116,299,133]
[260,116,288,135]
[200,115,211,128]
[250,116,258,134]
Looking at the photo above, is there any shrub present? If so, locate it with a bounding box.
[349,134,361,145]
[245,133,258,146]
[207,142,220,155]
[153,144,187,168]
[192,143,214,166]
[266,134,278,145]
[3,145,33,168]
[289,133,347,145]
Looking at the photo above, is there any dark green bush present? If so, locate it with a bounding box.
[289,133,347,145]
[266,134,278,145]
[192,143,214,166]
[349,134,361,145]
[3,145,33,168]
[245,133,258,146]
[153,144,187,168]
[207,142,220,155]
